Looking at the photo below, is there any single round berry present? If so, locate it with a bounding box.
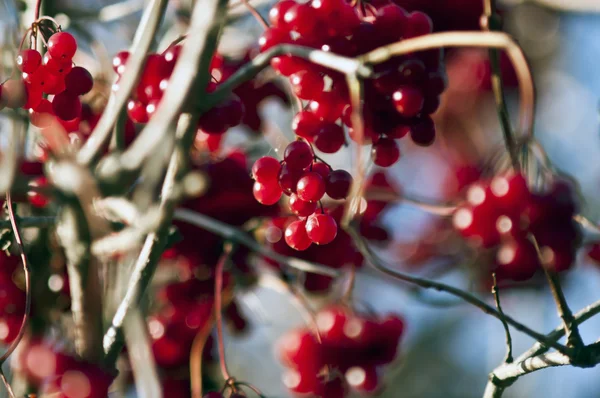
[269,0,296,27]
[252,156,281,184]
[43,53,73,76]
[372,137,400,167]
[258,27,290,52]
[292,110,321,139]
[290,70,325,100]
[112,51,130,75]
[392,86,424,117]
[296,172,326,202]
[278,163,303,195]
[306,213,337,244]
[253,181,282,205]
[127,100,149,124]
[284,3,318,37]
[17,49,42,74]
[284,141,313,170]
[289,193,318,217]
[52,92,82,121]
[311,162,330,180]
[65,66,93,95]
[410,117,436,146]
[495,239,539,281]
[313,123,345,154]
[326,169,352,199]
[47,32,78,60]
[285,220,312,251]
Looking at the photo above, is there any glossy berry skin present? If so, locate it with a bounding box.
[410,117,436,146]
[326,170,352,199]
[284,141,313,170]
[293,110,320,139]
[269,0,295,27]
[290,70,325,100]
[252,156,281,184]
[284,3,318,37]
[306,213,337,244]
[47,32,77,60]
[43,53,73,76]
[285,220,312,251]
[372,137,400,167]
[278,164,303,195]
[17,49,42,73]
[392,86,424,117]
[52,92,82,121]
[313,123,345,154]
[253,181,282,205]
[289,193,318,217]
[65,66,93,95]
[127,100,149,123]
[112,51,129,75]
[296,172,326,202]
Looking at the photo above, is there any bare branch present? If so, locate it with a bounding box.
[492,273,513,363]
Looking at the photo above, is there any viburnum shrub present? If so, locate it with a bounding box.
[1,0,600,397]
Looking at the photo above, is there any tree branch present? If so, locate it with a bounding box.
[347,226,571,355]
[492,273,513,363]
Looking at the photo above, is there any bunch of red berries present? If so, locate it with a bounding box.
[453,173,581,281]
[259,0,445,167]
[278,306,404,397]
[0,253,27,346]
[252,140,353,250]
[15,341,114,398]
[0,31,93,127]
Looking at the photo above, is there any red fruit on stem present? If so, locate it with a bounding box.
[285,220,313,251]
[112,51,130,75]
[372,137,400,167]
[47,32,77,60]
[392,86,424,117]
[65,66,93,95]
[284,140,313,170]
[293,111,321,139]
[127,100,149,124]
[290,70,324,100]
[269,0,296,28]
[52,92,82,121]
[17,49,42,74]
[296,172,326,202]
[306,213,337,244]
[43,53,73,76]
[326,169,352,199]
[313,123,345,154]
[253,181,282,205]
[289,194,318,217]
[252,156,281,184]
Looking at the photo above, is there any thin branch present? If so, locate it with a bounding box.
[0,216,55,229]
[0,368,15,398]
[483,352,571,398]
[481,0,520,170]
[347,227,571,355]
[173,209,339,277]
[77,0,169,165]
[239,0,269,29]
[530,234,584,349]
[215,243,235,381]
[492,273,513,363]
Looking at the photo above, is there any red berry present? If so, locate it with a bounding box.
[285,220,312,251]
[405,11,433,38]
[112,51,130,75]
[258,27,291,52]
[52,92,82,121]
[17,49,42,74]
[289,193,318,216]
[313,123,345,154]
[284,141,313,170]
[278,329,321,370]
[308,93,345,122]
[346,366,378,393]
[311,162,330,180]
[290,70,324,100]
[306,213,337,244]
[43,53,73,76]
[29,99,54,127]
[410,116,435,146]
[296,172,326,202]
[163,45,181,71]
[278,163,303,195]
[269,0,296,28]
[65,66,93,95]
[293,110,321,139]
[28,177,50,208]
[47,32,78,60]
[372,137,400,167]
[392,86,424,117]
[253,181,282,205]
[23,84,43,110]
[326,169,352,199]
[253,156,281,184]
[495,239,539,281]
[127,100,149,123]
[284,3,318,37]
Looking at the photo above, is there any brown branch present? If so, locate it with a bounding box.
[492,273,513,363]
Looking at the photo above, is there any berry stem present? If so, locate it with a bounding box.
[34,0,42,21]
[0,369,15,398]
[481,0,520,171]
[239,0,269,30]
[215,242,236,381]
[491,273,513,363]
[529,234,584,351]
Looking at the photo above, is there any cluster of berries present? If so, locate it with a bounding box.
[453,173,581,281]
[259,0,445,167]
[278,306,404,397]
[0,32,93,127]
[252,140,353,250]
[14,341,113,398]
